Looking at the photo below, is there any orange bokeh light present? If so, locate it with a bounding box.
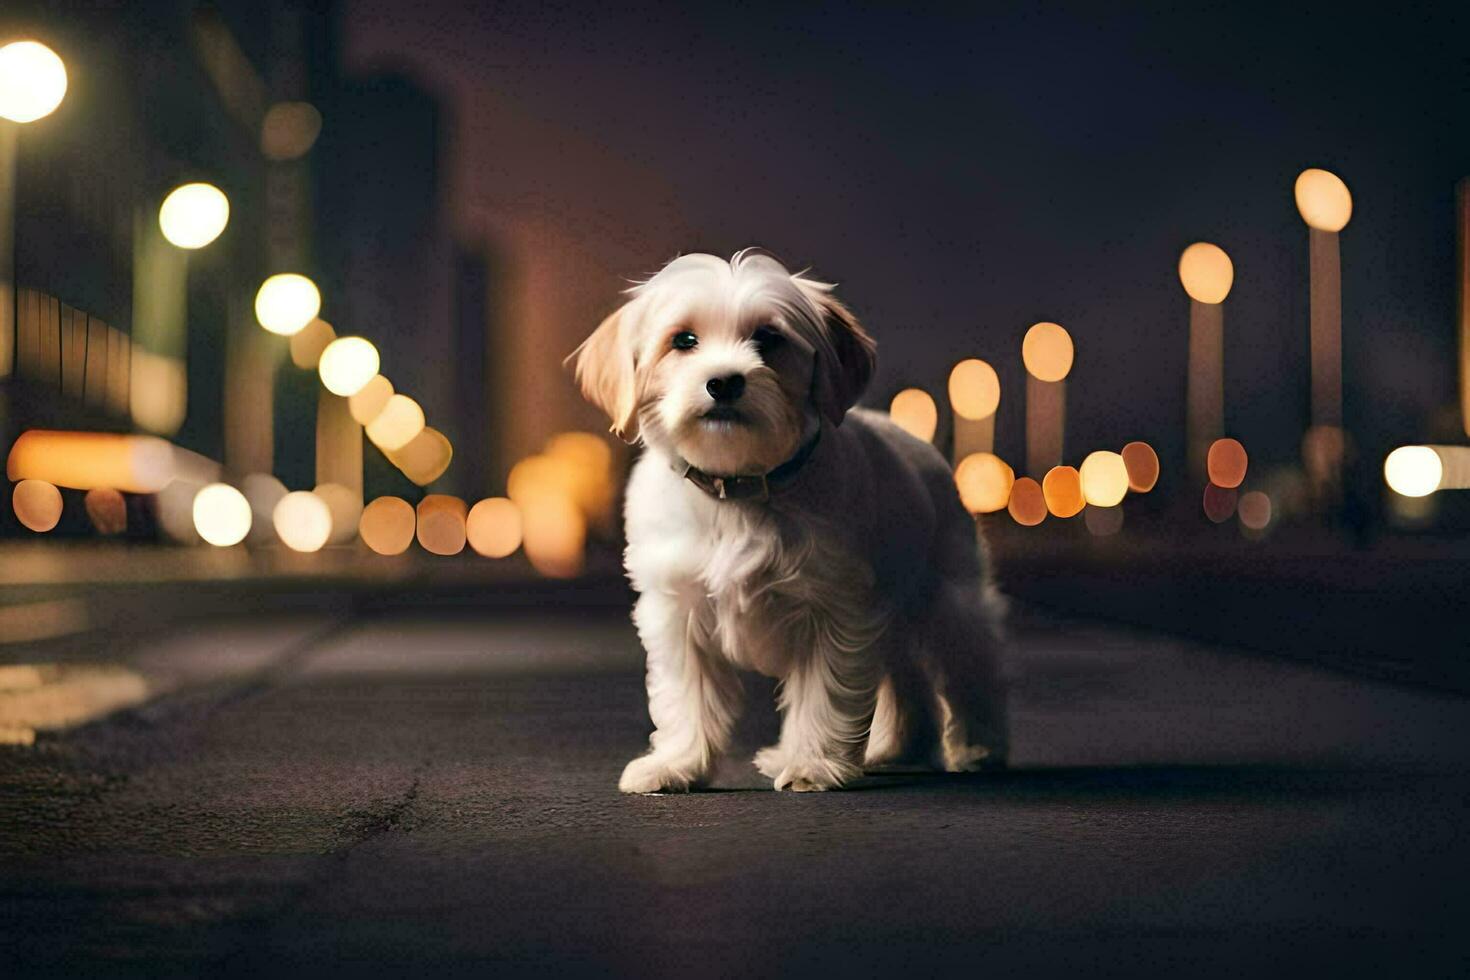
[948,359,1001,420]
[1022,322,1074,382]
[416,495,468,556]
[467,497,523,558]
[1007,477,1047,526]
[1120,441,1160,493]
[13,479,62,532]
[889,388,938,443]
[1042,465,1085,518]
[954,453,1014,514]
[359,496,416,556]
[1206,438,1248,489]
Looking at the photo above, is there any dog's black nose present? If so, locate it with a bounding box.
[706,374,746,402]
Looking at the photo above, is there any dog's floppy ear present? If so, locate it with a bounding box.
[569,303,641,443]
[802,284,877,427]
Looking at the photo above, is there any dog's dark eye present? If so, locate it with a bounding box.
[671,330,698,351]
[752,325,784,354]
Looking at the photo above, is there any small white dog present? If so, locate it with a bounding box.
[572,249,1007,792]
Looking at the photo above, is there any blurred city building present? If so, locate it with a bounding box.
[0,0,496,538]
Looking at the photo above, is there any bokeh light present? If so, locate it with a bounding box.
[365,394,425,452]
[254,274,321,336]
[416,495,468,556]
[158,183,230,249]
[13,480,62,532]
[948,359,1001,420]
[544,432,618,524]
[1203,483,1238,523]
[6,430,174,493]
[1007,477,1047,526]
[273,491,332,552]
[1294,168,1353,232]
[359,496,416,556]
[507,450,614,529]
[314,483,363,545]
[467,497,523,558]
[289,318,336,370]
[318,336,380,396]
[1022,322,1074,382]
[1206,438,1249,489]
[1120,441,1160,493]
[1238,490,1272,532]
[261,101,323,161]
[1079,451,1129,507]
[1383,446,1442,497]
[889,388,938,443]
[1042,466,1085,518]
[1177,242,1234,304]
[83,488,126,535]
[521,495,586,578]
[192,483,251,547]
[0,41,67,123]
[388,427,453,486]
[954,453,1014,514]
[1084,504,1124,537]
[349,375,393,425]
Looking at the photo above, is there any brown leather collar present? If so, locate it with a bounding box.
[674,429,821,502]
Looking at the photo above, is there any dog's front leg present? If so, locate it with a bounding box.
[620,591,741,793]
[757,636,882,792]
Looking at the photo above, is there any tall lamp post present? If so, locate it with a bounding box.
[0,39,68,381]
[1178,242,1234,484]
[1294,168,1353,499]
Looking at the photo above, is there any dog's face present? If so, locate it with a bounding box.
[572,251,876,475]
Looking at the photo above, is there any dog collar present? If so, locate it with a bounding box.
[674,428,822,502]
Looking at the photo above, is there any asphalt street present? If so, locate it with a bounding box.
[3,603,1469,977]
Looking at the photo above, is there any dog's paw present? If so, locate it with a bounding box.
[770,755,860,792]
[942,741,1006,772]
[619,754,698,794]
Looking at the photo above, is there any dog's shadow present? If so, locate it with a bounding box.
[694,761,1424,797]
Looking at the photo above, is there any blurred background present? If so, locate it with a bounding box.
[2,0,1469,717]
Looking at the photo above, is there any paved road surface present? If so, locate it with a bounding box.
[3,605,1468,977]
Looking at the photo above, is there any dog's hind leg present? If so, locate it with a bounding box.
[863,641,942,769]
[921,578,1010,771]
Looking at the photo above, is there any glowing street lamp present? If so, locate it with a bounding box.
[0,40,68,378]
[1295,168,1352,496]
[1022,322,1072,477]
[254,273,321,336]
[158,183,230,249]
[1178,242,1233,483]
[948,358,1001,461]
[0,41,68,123]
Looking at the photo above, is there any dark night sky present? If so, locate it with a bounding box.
[344,0,1470,481]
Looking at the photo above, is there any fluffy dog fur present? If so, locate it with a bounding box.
[572,249,1007,792]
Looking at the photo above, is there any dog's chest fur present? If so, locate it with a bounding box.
[625,456,887,678]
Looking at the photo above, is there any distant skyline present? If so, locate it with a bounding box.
[344,0,1470,492]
